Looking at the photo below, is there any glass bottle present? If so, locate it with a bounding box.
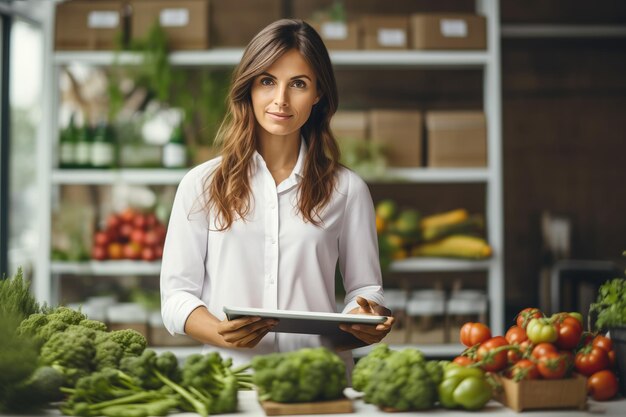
[91,122,116,169]
[59,114,78,169]
[74,124,93,169]
[162,123,187,168]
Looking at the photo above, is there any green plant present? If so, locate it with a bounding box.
[590,271,626,331]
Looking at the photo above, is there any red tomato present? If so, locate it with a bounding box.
[505,325,528,344]
[507,348,521,365]
[118,223,133,242]
[559,350,575,373]
[477,336,509,372]
[509,359,540,381]
[145,213,158,228]
[587,370,618,401]
[94,231,110,247]
[106,214,121,230]
[143,230,160,247]
[516,308,543,329]
[575,346,610,376]
[130,228,146,245]
[460,322,492,347]
[555,317,583,350]
[123,243,142,260]
[120,208,135,223]
[592,335,613,353]
[133,213,147,230]
[531,342,558,359]
[141,246,156,261]
[453,356,476,366]
[537,352,568,379]
[154,245,164,259]
[91,245,107,261]
[608,350,616,368]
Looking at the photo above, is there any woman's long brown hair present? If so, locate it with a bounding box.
[204,19,340,230]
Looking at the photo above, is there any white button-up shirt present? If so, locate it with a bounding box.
[160,138,384,368]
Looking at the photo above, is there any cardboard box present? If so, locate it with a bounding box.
[426,111,487,167]
[331,110,368,141]
[370,110,422,167]
[210,0,282,47]
[55,0,126,50]
[410,14,486,50]
[130,0,209,50]
[494,374,587,412]
[310,20,359,50]
[360,16,409,50]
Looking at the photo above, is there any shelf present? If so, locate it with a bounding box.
[51,169,188,185]
[353,343,464,359]
[54,49,490,68]
[51,260,162,276]
[390,257,492,273]
[501,24,626,38]
[365,168,490,183]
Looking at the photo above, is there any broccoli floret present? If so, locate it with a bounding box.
[24,365,65,403]
[425,360,445,385]
[252,347,347,403]
[352,343,392,392]
[18,306,87,346]
[108,329,147,357]
[94,337,125,371]
[363,348,437,411]
[79,318,108,332]
[39,325,96,386]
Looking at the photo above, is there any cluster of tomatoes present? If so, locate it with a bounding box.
[91,208,167,262]
[455,308,619,401]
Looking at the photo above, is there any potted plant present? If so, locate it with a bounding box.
[589,251,626,395]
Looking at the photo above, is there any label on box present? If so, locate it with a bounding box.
[440,19,468,38]
[377,29,406,47]
[160,8,190,27]
[321,22,348,40]
[87,11,119,29]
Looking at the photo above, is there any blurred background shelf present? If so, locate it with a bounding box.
[353,343,464,359]
[54,49,489,68]
[51,260,162,276]
[365,168,490,183]
[390,257,493,273]
[51,169,188,185]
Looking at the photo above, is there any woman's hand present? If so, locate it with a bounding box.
[216,316,278,348]
[340,296,395,345]
[184,307,277,349]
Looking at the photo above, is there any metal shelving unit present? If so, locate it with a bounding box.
[38,0,504,356]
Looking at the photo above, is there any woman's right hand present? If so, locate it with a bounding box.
[216,316,278,348]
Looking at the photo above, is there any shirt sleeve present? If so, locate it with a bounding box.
[160,167,210,335]
[338,172,385,313]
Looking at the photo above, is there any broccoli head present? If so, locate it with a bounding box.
[79,319,108,332]
[18,306,87,346]
[352,343,392,392]
[252,347,346,403]
[181,352,239,414]
[363,348,437,411]
[39,325,96,386]
[108,329,147,358]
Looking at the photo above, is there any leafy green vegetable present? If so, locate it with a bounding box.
[0,267,41,320]
[352,343,391,392]
[252,347,347,403]
[590,276,626,330]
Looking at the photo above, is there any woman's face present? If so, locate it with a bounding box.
[250,48,320,139]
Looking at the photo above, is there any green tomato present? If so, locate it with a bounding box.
[452,376,492,411]
[526,318,558,344]
[568,312,584,325]
[438,365,491,411]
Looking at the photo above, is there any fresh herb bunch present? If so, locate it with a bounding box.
[0,267,42,320]
[590,277,626,331]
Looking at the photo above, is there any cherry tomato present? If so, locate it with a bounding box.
[587,370,618,401]
[460,322,492,347]
[575,346,610,376]
[505,325,528,344]
[453,356,476,366]
[555,317,583,350]
[509,359,540,381]
[537,352,568,379]
[516,308,543,329]
[531,342,557,359]
[476,336,509,372]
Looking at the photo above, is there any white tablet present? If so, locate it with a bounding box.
[223,306,387,345]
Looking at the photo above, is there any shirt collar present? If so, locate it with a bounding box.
[252,136,307,180]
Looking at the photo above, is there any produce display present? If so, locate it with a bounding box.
[92,208,167,261]
[0,269,251,416]
[453,308,621,407]
[375,200,491,269]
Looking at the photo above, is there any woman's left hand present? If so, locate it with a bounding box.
[340,296,395,345]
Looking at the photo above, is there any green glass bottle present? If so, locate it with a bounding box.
[59,114,78,169]
[91,122,116,169]
[75,124,93,169]
[162,124,187,168]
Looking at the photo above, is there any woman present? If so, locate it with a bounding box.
[160,19,394,370]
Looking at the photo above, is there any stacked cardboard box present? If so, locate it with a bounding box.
[55,0,126,50]
[370,110,423,167]
[426,111,487,167]
[410,14,487,50]
[359,15,410,50]
[210,0,282,47]
[310,20,359,50]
